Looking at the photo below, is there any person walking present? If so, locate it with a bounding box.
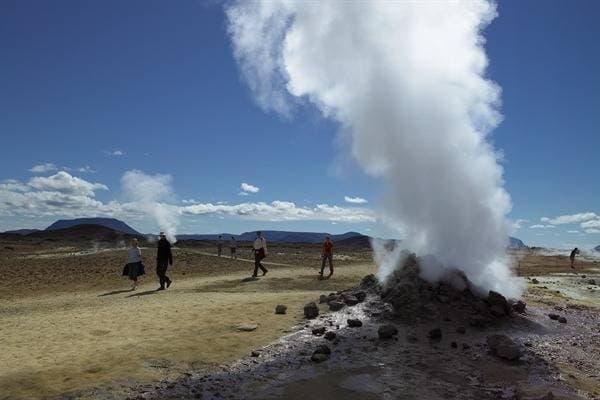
[320,236,334,279]
[124,238,144,290]
[156,232,173,290]
[229,236,237,259]
[252,231,268,277]
[570,247,580,269]
[217,235,223,257]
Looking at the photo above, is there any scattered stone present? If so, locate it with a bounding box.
[311,344,331,362]
[319,294,328,304]
[347,319,363,328]
[531,278,540,284]
[342,294,360,306]
[251,351,260,357]
[236,323,258,332]
[275,304,287,314]
[324,331,337,341]
[312,327,326,336]
[456,326,466,334]
[548,313,560,320]
[487,334,520,360]
[328,300,345,311]
[462,343,471,350]
[378,324,399,339]
[304,302,319,319]
[354,291,367,302]
[428,328,442,340]
[587,279,596,285]
[451,341,458,349]
[513,300,527,314]
[558,317,567,324]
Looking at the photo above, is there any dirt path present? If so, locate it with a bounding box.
[0,261,374,400]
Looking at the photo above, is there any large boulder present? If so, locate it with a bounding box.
[347,319,363,328]
[487,291,510,316]
[487,334,520,360]
[304,302,319,319]
[342,294,359,306]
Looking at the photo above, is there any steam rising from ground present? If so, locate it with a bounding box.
[121,170,179,242]
[226,1,522,297]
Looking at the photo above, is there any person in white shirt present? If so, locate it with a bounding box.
[229,236,237,259]
[124,238,144,289]
[252,231,268,277]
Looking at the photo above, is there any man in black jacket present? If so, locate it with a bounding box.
[156,232,173,290]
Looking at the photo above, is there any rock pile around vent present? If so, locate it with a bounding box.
[378,252,525,325]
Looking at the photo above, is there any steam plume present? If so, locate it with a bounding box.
[226,1,522,297]
[121,170,179,242]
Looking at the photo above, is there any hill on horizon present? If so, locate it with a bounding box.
[177,230,368,243]
[45,218,141,235]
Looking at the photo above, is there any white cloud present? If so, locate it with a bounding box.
[344,196,368,204]
[581,220,600,230]
[530,224,555,229]
[511,219,528,230]
[78,166,95,173]
[541,212,598,225]
[29,172,108,197]
[182,200,375,223]
[240,182,259,194]
[567,230,579,233]
[105,150,125,156]
[585,229,600,234]
[29,163,58,173]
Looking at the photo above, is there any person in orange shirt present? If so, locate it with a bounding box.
[320,236,334,279]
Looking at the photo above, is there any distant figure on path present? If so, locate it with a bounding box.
[252,231,268,277]
[124,238,144,290]
[570,247,580,269]
[229,236,237,259]
[217,235,223,257]
[320,236,334,279]
[156,232,173,290]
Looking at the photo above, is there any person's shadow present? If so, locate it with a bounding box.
[126,289,159,298]
[98,288,135,297]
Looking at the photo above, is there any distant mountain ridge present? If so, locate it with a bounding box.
[508,236,527,250]
[594,245,600,252]
[45,218,141,235]
[177,230,366,243]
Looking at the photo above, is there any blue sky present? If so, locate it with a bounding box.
[1,0,599,248]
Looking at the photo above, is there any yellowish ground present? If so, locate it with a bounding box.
[0,250,374,400]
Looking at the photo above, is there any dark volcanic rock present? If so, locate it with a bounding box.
[311,344,331,362]
[487,291,509,316]
[558,316,567,324]
[512,300,526,314]
[487,334,520,360]
[377,324,399,339]
[360,274,379,289]
[428,328,442,340]
[548,313,560,320]
[312,327,326,336]
[347,319,363,328]
[354,291,367,302]
[275,305,287,314]
[324,331,337,341]
[469,316,493,328]
[342,294,360,306]
[304,302,319,319]
[328,300,345,311]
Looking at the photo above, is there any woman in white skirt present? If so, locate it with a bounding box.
[124,238,144,289]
